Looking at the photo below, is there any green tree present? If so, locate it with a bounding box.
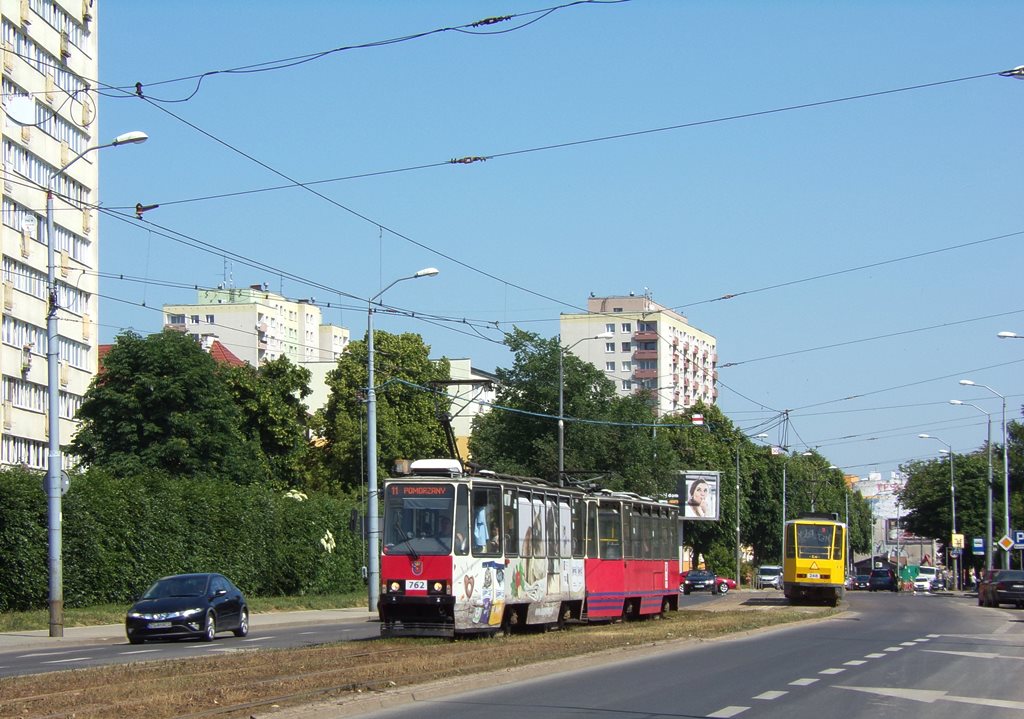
[900,452,991,549]
[68,330,265,483]
[314,330,450,492]
[223,356,313,489]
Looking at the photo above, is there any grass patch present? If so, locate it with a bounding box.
[0,592,368,632]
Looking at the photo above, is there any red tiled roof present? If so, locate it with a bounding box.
[208,340,246,367]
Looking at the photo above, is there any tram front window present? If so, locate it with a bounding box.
[382,484,456,556]
[796,524,835,559]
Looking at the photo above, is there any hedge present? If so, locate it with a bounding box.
[0,467,367,611]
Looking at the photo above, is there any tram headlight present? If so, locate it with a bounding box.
[388,581,402,593]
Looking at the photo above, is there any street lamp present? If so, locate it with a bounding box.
[950,399,994,571]
[919,433,958,589]
[959,378,1010,564]
[557,331,613,481]
[366,267,439,612]
[828,464,851,573]
[45,130,148,637]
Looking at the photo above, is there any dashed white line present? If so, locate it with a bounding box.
[753,691,788,700]
[789,678,819,686]
[120,649,160,655]
[844,660,867,666]
[914,638,931,642]
[241,637,272,642]
[884,646,903,652]
[819,668,846,675]
[18,650,92,658]
[707,706,749,718]
[43,657,91,664]
[864,653,886,658]
[900,641,916,646]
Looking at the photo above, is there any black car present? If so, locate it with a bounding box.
[125,572,249,644]
[979,569,1024,608]
[868,568,898,592]
[850,574,870,590]
[682,569,720,595]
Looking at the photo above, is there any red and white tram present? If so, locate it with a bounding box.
[379,459,679,637]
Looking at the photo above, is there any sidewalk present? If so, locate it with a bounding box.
[0,607,378,650]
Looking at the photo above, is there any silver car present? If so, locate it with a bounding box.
[755,565,783,590]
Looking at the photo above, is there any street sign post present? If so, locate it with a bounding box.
[1013,529,1024,551]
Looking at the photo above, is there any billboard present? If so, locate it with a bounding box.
[677,470,720,521]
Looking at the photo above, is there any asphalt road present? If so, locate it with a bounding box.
[345,590,1024,719]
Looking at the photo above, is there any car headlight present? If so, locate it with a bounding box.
[129,607,205,620]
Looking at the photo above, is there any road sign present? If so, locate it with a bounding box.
[951,533,964,549]
[972,537,985,555]
[949,548,961,558]
[998,534,1015,552]
[1014,529,1024,550]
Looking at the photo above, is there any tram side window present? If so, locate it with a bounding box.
[641,507,653,559]
[586,502,598,558]
[559,498,572,558]
[518,493,533,557]
[472,487,502,555]
[454,485,469,555]
[622,503,633,559]
[655,510,667,559]
[832,526,844,561]
[545,496,558,559]
[599,504,622,560]
[531,496,545,557]
[503,488,518,556]
[572,497,585,558]
[784,524,795,559]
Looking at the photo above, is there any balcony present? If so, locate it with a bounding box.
[632,349,658,361]
[633,368,658,380]
[632,330,658,342]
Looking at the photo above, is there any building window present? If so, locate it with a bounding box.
[205,314,214,324]
[605,362,615,371]
[168,314,185,324]
[605,342,615,353]
[621,360,632,371]
[621,380,632,390]
[621,342,631,352]
[621,323,631,333]
[605,323,615,333]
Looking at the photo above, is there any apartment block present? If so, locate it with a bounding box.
[164,285,349,367]
[560,293,717,415]
[1,1,98,469]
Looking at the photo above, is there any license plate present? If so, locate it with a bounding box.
[807,573,820,579]
[148,621,172,629]
[1011,584,1024,590]
[406,580,427,591]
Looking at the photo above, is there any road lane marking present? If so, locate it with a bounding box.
[819,668,845,675]
[837,685,1024,710]
[844,660,867,666]
[899,642,916,646]
[120,649,160,655]
[18,650,95,658]
[926,634,940,638]
[884,646,902,652]
[707,706,749,717]
[43,657,91,664]
[789,678,819,686]
[753,691,788,700]
[242,637,272,642]
[914,638,930,642]
[864,653,886,658]
[924,649,1024,661]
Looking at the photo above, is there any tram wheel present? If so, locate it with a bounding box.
[501,607,521,636]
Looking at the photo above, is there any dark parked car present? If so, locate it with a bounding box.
[849,574,870,590]
[978,569,1024,608]
[125,572,249,644]
[681,569,721,595]
[868,567,898,592]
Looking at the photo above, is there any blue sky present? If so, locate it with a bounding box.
[96,1,1024,480]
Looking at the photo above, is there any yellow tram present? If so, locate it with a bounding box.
[783,513,846,606]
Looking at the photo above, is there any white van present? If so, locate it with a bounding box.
[913,566,937,591]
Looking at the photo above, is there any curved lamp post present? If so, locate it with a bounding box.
[557,331,613,481]
[919,433,958,589]
[950,399,993,571]
[366,267,439,612]
[46,130,148,637]
[959,378,1009,564]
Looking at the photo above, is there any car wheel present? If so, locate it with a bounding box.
[127,634,144,645]
[978,596,984,606]
[683,587,691,595]
[202,612,216,642]
[718,582,729,595]
[233,608,249,637]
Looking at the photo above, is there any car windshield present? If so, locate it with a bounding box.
[870,569,890,577]
[996,570,1024,581]
[759,567,781,576]
[143,575,209,598]
[689,570,714,579]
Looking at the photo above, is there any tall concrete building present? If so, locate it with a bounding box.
[164,285,349,367]
[560,293,717,416]
[1,1,98,469]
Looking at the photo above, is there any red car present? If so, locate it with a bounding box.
[680,570,737,595]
